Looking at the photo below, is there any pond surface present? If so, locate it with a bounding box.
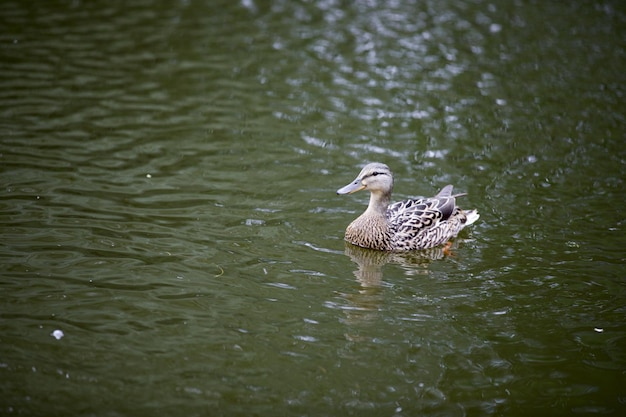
[1,0,625,416]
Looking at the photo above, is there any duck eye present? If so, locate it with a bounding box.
[371,172,381,176]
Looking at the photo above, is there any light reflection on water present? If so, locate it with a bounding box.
[1,0,625,415]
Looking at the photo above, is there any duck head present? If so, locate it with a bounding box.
[336,162,394,195]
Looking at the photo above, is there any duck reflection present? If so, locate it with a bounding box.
[344,242,447,287]
[339,242,450,330]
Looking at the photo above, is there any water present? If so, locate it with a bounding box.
[1,0,625,415]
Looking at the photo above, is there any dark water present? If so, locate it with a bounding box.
[1,1,625,416]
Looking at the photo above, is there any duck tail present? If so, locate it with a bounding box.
[464,209,480,226]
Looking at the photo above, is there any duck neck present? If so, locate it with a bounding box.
[365,190,391,217]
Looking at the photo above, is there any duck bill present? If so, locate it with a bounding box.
[336,179,365,195]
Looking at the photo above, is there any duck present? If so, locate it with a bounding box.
[336,162,479,252]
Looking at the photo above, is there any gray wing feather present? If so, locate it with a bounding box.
[387,185,457,232]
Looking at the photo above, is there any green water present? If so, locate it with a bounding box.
[1,1,625,416]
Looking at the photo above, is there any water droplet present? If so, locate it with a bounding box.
[490,23,502,33]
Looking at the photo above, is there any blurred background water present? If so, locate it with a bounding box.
[1,0,625,416]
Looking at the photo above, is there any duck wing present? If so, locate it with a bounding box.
[386,185,458,232]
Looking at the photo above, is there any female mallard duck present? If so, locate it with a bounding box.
[337,162,479,252]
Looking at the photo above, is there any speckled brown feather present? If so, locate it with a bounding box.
[344,212,393,251]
